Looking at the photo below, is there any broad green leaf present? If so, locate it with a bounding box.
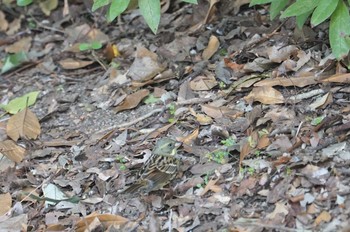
[139,0,160,34]
[17,0,32,6]
[181,0,197,4]
[91,41,102,49]
[296,10,312,29]
[311,0,339,26]
[92,0,110,12]
[270,0,288,20]
[1,51,29,73]
[0,91,40,114]
[107,0,130,22]
[330,0,350,59]
[281,0,318,18]
[249,0,273,6]
[79,43,92,51]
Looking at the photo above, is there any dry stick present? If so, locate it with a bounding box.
[97,97,214,134]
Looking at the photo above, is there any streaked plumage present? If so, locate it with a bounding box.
[122,138,180,194]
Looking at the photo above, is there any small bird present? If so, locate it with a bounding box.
[122,138,180,194]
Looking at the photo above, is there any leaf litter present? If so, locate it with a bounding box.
[1,1,350,231]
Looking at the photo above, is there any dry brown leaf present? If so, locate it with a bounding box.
[0,193,11,215]
[309,92,333,110]
[6,108,41,141]
[114,89,150,113]
[0,11,9,31]
[58,58,94,70]
[244,86,284,104]
[314,211,331,225]
[75,212,129,232]
[254,76,318,88]
[201,105,241,119]
[0,140,26,162]
[267,45,299,63]
[190,75,217,91]
[178,128,199,145]
[321,73,350,83]
[240,140,253,166]
[266,202,289,219]
[202,35,220,60]
[224,58,244,71]
[128,47,165,82]
[200,178,221,196]
[5,37,32,53]
[257,134,270,149]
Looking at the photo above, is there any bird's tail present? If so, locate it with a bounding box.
[122,180,150,194]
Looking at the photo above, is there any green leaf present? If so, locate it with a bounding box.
[281,0,318,18]
[1,51,29,73]
[311,115,325,126]
[92,0,110,12]
[138,0,160,34]
[249,0,273,6]
[144,94,160,104]
[79,43,92,51]
[0,91,40,114]
[17,0,33,6]
[296,10,313,29]
[330,0,350,59]
[181,0,197,4]
[311,0,339,26]
[270,0,288,20]
[107,0,130,22]
[91,41,102,50]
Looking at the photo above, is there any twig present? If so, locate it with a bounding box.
[97,97,214,134]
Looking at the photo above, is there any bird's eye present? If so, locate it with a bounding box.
[168,143,173,147]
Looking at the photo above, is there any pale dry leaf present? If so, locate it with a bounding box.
[5,37,32,53]
[309,92,332,110]
[0,140,26,162]
[321,73,350,83]
[39,0,58,16]
[190,75,217,91]
[178,128,199,145]
[254,76,318,88]
[114,89,150,113]
[267,45,299,63]
[0,11,9,31]
[0,193,11,216]
[202,35,220,60]
[6,108,41,141]
[244,86,284,104]
[58,58,94,70]
[128,47,165,81]
[75,212,129,232]
[314,211,331,225]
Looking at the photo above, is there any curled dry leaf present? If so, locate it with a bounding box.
[244,86,284,104]
[254,75,318,88]
[75,213,129,232]
[202,35,220,60]
[178,128,199,145]
[0,140,26,162]
[114,89,150,113]
[7,108,41,142]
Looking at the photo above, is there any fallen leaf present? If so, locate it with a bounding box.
[244,86,284,104]
[190,75,217,91]
[254,75,318,88]
[75,212,129,232]
[128,46,165,81]
[0,140,26,162]
[178,128,199,145]
[58,58,94,70]
[314,211,331,225]
[0,193,11,215]
[39,0,58,16]
[202,35,220,60]
[5,36,32,53]
[114,89,150,113]
[6,108,41,141]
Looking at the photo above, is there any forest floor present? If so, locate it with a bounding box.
[1,1,350,231]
